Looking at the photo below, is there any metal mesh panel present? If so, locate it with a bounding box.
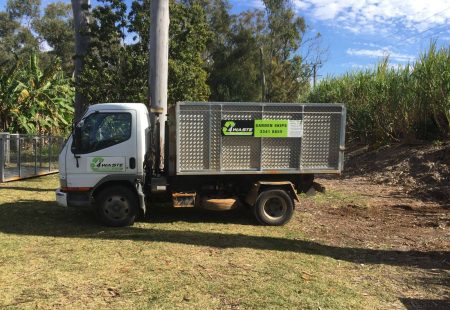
[222,137,260,170]
[209,105,221,170]
[178,109,209,171]
[261,105,302,169]
[222,106,262,170]
[301,106,343,169]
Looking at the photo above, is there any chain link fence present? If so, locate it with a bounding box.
[0,133,65,182]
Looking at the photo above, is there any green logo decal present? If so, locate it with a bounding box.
[90,157,104,170]
[89,157,124,172]
[221,120,254,136]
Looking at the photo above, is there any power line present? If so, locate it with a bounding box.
[381,5,450,41]
[403,24,449,43]
[331,7,450,64]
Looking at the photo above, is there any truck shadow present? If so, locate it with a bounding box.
[400,298,450,310]
[145,205,257,225]
[0,200,448,271]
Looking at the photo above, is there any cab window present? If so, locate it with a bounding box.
[75,112,132,154]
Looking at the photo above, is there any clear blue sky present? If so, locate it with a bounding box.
[2,0,449,77]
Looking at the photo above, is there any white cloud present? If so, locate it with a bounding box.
[347,48,415,62]
[291,0,450,35]
[241,1,450,38]
[342,61,408,71]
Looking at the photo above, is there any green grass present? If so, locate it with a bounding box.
[0,175,431,309]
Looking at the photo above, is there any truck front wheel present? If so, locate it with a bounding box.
[254,189,294,226]
[96,186,138,227]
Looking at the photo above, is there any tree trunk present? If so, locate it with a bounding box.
[71,0,90,122]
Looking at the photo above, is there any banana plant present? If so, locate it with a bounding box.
[3,52,74,135]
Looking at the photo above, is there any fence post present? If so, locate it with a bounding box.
[48,136,52,172]
[0,132,10,164]
[34,137,38,175]
[18,136,21,177]
[0,136,4,182]
[38,136,43,168]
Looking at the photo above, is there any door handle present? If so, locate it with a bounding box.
[129,157,136,169]
[74,155,81,168]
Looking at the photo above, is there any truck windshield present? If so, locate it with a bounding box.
[75,112,132,154]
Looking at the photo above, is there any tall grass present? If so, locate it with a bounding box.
[305,43,449,145]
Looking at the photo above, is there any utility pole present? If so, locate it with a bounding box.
[149,0,169,174]
[313,63,317,88]
[260,47,266,102]
[312,62,321,88]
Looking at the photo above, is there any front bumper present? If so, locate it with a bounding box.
[55,188,68,207]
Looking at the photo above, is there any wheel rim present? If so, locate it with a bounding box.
[262,197,287,220]
[103,195,130,221]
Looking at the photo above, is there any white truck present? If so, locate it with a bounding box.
[55,101,346,226]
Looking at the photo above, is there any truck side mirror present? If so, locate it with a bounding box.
[71,126,82,154]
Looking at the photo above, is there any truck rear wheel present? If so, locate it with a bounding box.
[96,186,138,227]
[254,189,294,226]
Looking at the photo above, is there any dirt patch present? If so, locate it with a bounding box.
[343,141,450,205]
[300,177,449,253]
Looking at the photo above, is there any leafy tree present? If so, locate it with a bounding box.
[0,11,39,65]
[262,0,308,102]
[33,2,75,75]
[6,0,41,22]
[0,58,22,130]
[79,0,211,106]
[79,0,144,104]
[208,10,264,101]
[167,1,211,103]
[206,0,309,102]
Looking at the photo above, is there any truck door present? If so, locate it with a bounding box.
[65,109,137,188]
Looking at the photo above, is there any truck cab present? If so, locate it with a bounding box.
[56,103,149,225]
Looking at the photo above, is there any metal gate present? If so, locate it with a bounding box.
[0,133,64,182]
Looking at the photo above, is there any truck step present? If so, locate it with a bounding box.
[172,192,196,208]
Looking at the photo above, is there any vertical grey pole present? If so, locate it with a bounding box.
[48,136,52,172]
[0,133,10,164]
[149,0,169,173]
[0,137,4,182]
[18,137,21,177]
[34,138,38,175]
[39,136,43,168]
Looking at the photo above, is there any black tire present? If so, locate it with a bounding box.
[96,186,138,227]
[254,189,294,226]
